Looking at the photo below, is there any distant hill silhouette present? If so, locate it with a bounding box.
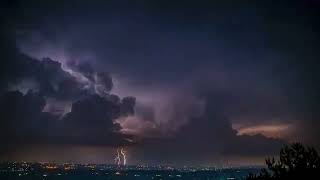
[247,143,320,179]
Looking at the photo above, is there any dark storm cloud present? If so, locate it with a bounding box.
[0,27,137,147]
[59,94,133,146]
[67,61,94,80]
[0,27,85,100]
[63,95,121,131]
[0,4,136,147]
[94,72,113,96]
[0,37,135,148]
[0,53,135,147]
[65,61,114,98]
[36,57,86,99]
[194,94,284,156]
[120,96,136,116]
[132,93,285,165]
[0,88,136,147]
[0,91,55,143]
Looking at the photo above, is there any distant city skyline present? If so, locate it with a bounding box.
[0,161,261,179]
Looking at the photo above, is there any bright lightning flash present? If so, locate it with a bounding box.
[114,149,121,166]
[120,148,127,166]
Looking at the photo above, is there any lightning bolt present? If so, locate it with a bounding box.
[120,148,126,166]
[114,149,121,166]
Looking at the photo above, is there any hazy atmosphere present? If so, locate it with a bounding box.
[1,0,319,168]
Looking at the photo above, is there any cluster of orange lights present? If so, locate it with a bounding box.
[45,165,58,170]
[43,163,75,171]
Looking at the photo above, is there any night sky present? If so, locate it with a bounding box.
[1,0,319,166]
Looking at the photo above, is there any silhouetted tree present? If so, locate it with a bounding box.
[247,143,320,179]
